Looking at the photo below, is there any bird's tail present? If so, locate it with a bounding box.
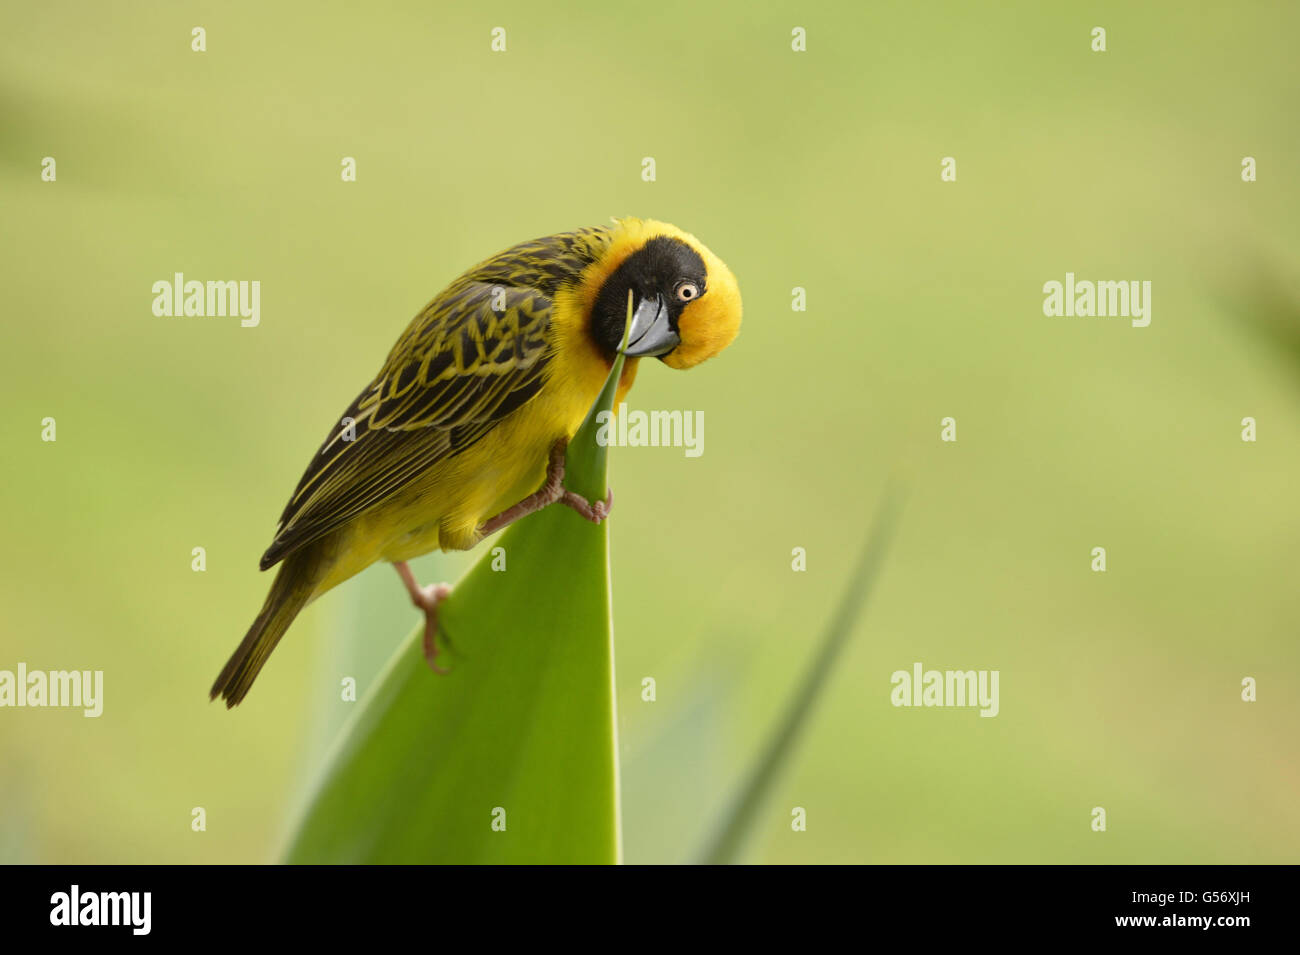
[210,553,318,708]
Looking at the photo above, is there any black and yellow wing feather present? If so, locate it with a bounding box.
[259,227,612,570]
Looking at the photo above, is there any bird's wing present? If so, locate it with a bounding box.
[259,277,555,570]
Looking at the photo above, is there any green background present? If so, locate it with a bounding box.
[2,0,1297,863]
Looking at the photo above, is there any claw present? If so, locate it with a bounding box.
[561,486,614,524]
[394,564,453,673]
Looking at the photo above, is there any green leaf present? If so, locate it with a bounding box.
[697,484,907,864]
[281,299,633,864]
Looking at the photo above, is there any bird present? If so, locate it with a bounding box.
[210,218,742,706]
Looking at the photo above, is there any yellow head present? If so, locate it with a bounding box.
[578,218,742,370]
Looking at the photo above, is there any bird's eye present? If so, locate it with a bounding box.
[675,281,700,302]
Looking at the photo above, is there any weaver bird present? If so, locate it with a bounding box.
[211,218,742,706]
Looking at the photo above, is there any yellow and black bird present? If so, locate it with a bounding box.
[211,218,742,706]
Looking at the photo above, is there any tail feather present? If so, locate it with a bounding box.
[211,555,317,707]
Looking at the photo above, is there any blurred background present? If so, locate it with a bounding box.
[2,0,1297,864]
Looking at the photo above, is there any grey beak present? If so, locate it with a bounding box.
[623,294,680,358]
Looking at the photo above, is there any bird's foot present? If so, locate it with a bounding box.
[394,562,453,673]
[561,486,614,524]
[476,438,615,536]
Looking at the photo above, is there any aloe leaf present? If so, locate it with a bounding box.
[281,300,632,864]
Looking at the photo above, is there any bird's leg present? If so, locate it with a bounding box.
[476,438,614,537]
[393,561,452,673]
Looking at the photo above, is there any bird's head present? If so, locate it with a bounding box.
[586,219,742,369]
